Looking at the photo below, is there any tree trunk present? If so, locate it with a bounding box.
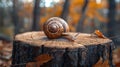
[12,0,20,35]
[60,0,70,21]
[0,8,4,27]
[32,0,41,31]
[12,31,115,67]
[76,0,89,32]
[107,0,116,37]
[107,0,117,45]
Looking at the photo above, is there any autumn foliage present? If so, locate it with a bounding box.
[18,0,109,32]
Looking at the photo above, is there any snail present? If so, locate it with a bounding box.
[43,17,79,41]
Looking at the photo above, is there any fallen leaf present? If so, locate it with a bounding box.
[26,62,37,67]
[94,30,106,38]
[26,54,52,67]
[0,46,3,51]
[116,63,120,67]
[35,54,52,66]
[93,58,109,67]
[0,41,3,50]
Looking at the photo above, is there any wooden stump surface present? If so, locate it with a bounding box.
[12,31,115,67]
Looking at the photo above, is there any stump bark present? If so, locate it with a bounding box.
[12,31,115,67]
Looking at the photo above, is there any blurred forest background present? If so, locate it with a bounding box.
[0,0,120,67]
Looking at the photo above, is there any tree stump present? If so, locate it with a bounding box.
[12,31,115,67]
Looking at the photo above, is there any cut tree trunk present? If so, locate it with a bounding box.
[12,31,115,67]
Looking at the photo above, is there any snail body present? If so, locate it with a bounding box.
[43,17,69,39]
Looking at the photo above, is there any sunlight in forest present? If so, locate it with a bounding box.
[21,0,33,3]
[22,0,60,7]
[96,0,101,4]
[45,0,60,7]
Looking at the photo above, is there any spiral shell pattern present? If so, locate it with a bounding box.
[43,17,69,39]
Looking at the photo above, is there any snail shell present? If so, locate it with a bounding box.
[43,17,69,39]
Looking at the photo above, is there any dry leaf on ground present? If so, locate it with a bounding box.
[35,54,52,65]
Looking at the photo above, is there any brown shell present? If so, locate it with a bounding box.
[43,17,69,39]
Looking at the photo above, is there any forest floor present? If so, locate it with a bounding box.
[0,40,120,67]
[0,41,12,67]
